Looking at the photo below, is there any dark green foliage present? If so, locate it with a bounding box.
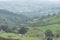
[48,14,51,17]
[56,34,60,38]
[0,23,8,31]
[18,27,29,35]
[55,30,60,38]
[45,29,54,37]
[0,9,30,25]
[0,9,31,33]
[47,37,53,40]
[5,26,18,33]
[0,24,8,31]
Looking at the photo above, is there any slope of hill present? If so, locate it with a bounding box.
[0,9,30,26]
[24,13,60,27]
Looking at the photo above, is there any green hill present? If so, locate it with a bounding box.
[0,9,31,32]
[22,14,60,40]
[24,14,60,27]
[0,9,60,40]
[0,9,30,24]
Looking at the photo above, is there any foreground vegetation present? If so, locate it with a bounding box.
[0,24,60,40]
[0,9,60,40]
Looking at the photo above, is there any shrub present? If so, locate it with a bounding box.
[45,29,54,37]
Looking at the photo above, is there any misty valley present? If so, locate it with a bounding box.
[0,0,60,40]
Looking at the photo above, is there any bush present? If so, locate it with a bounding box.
[18,27,29,35]
[47,37,53,40]
[45,29,54,37]
[55,30,60,38]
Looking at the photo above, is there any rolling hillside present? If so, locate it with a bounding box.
[0,9,30,27]
[0,9,60,40]
[24,13,60,27]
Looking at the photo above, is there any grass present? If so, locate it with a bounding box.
[21,37,38,40]
[39,24,60,32]
[0,32,39,40]
[0,32,21,39]
[0,24,60,40]
[24,24,60,40]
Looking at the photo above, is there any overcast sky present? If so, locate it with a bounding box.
[0,0,59,12]
[0,0,60,2]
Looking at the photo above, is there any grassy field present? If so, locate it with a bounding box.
[0,32,38,40]
[0,24,60,40]
[40,24,60,32]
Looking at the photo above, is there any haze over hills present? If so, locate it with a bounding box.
[0,9,30,25]
[24,13,60,27]
[0,0,60,17]
[0,0,60,26]
[0,0,60,40]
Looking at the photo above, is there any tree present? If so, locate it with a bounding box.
[52,13,56,16]
[18,27,29,35]
[0,24,8,31]
[45,29,54,40]
[45,29,54,37]
[55,30,60,38]
[47,14,51,17]
[47,37,53,40]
